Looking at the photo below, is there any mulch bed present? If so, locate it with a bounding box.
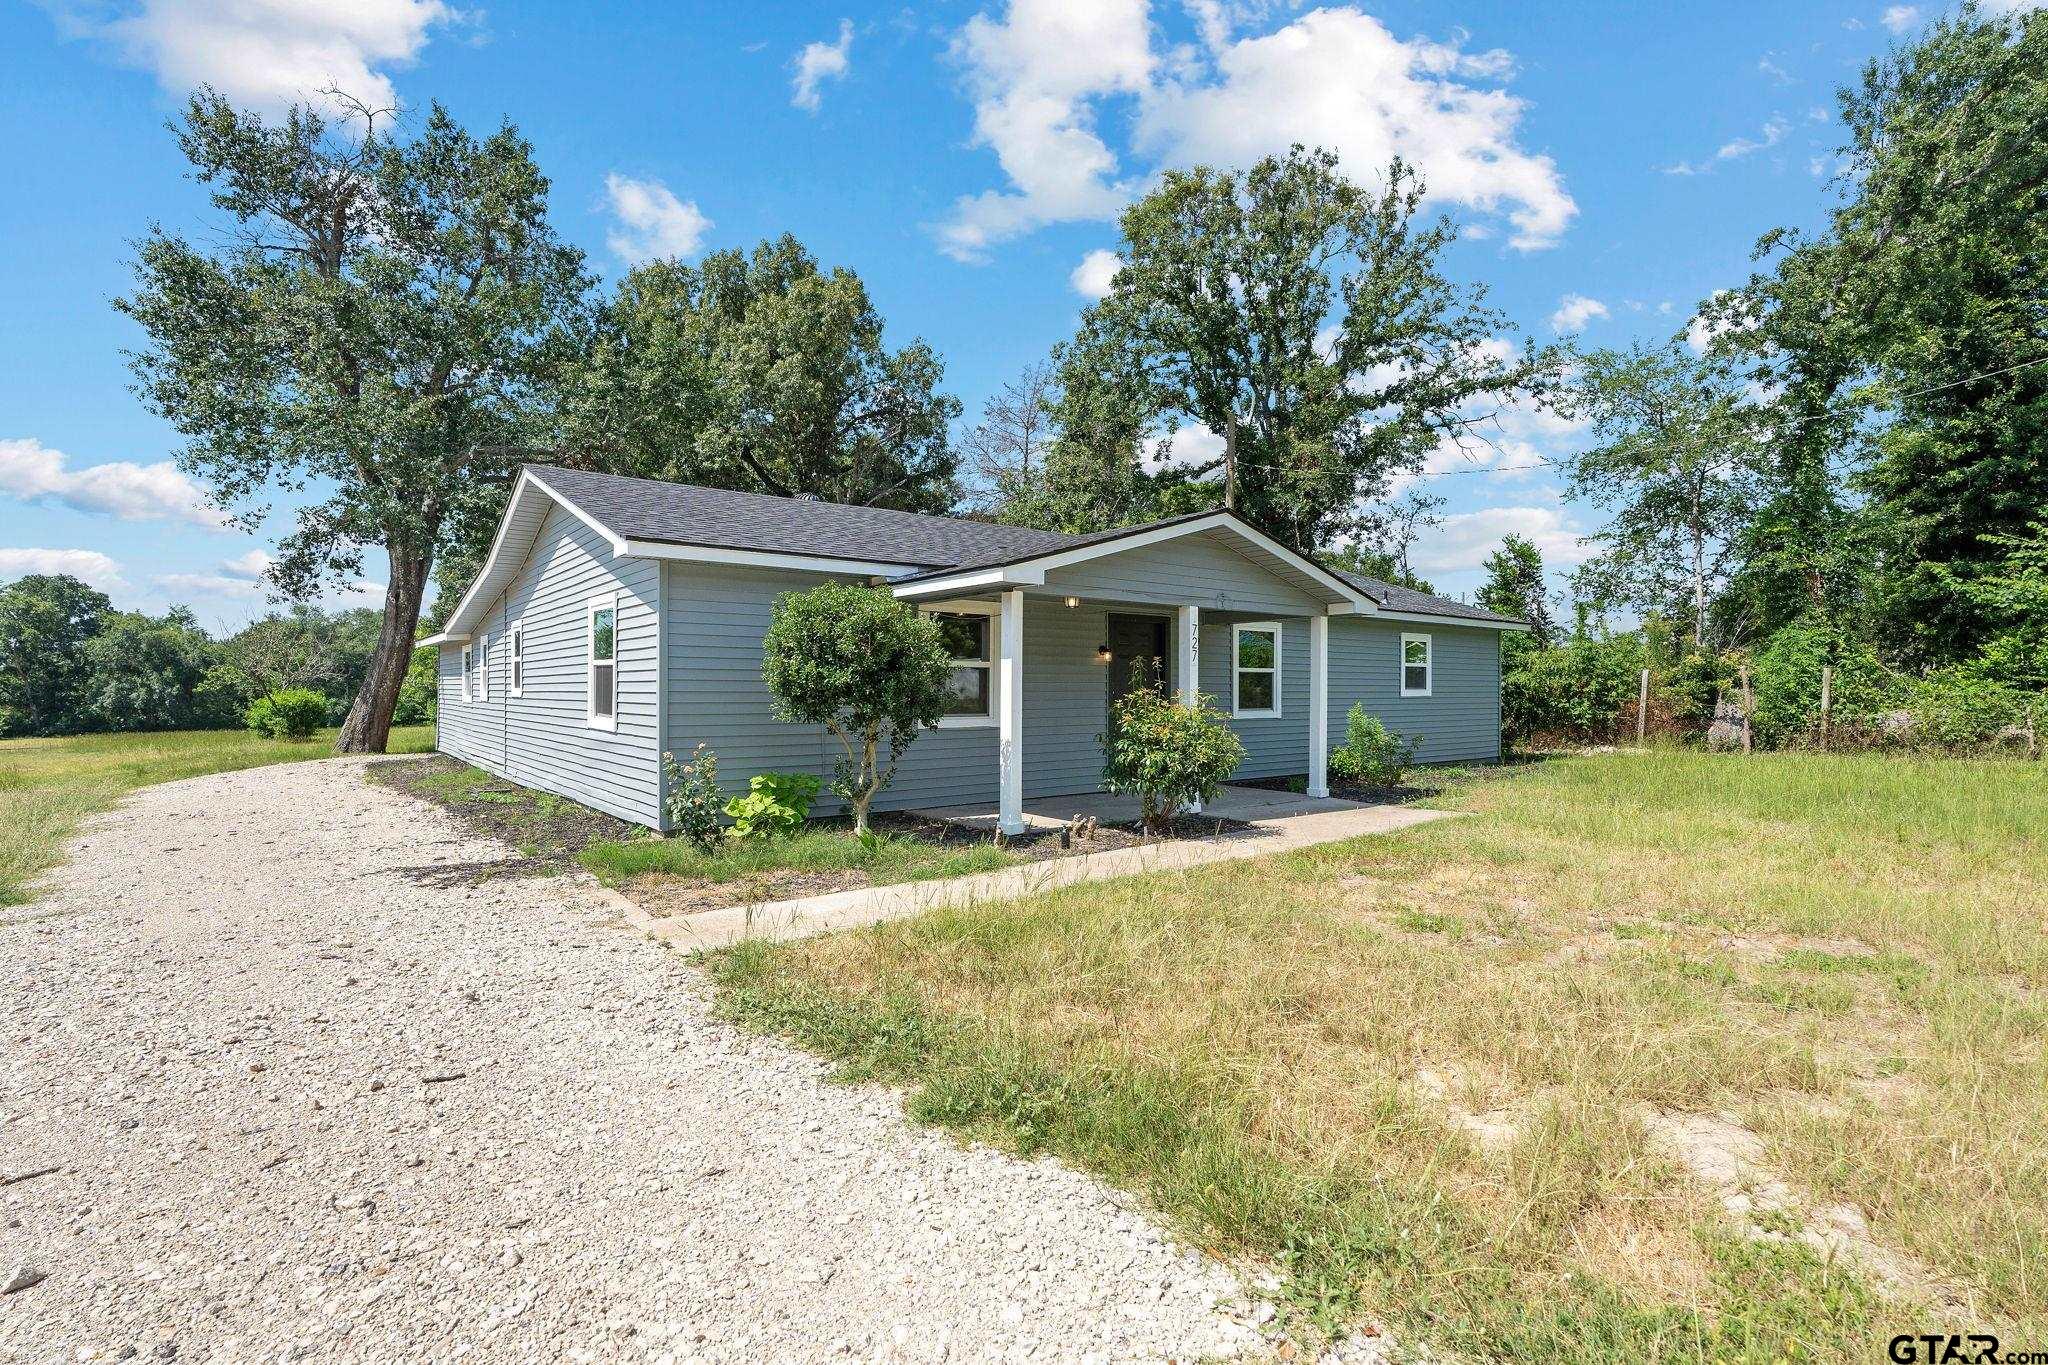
[1231,773,1443,805]
[625,807,1258,916]
[371,754,1260,908]
[367,755,639,883]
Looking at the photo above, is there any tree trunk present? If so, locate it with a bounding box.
[849,735,878,836]
[336,547,430,754]
[1222,412,1239,511]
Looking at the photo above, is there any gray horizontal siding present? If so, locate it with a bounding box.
[1044,532,1324,615]
[436,504,662,828]
[1329,619,1501,764]
[1198,613,1311,780]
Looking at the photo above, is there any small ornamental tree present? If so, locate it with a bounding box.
[761,584,951,836]
[1099,678,1247,833]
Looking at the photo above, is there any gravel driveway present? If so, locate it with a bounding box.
[2,757,1264,1363]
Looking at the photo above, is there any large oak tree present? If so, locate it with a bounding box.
[1053,146,1546,552]
[119,90,589,752]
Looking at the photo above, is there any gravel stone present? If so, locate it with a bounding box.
[0,757,1273,1362]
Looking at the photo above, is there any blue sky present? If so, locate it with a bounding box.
[1,0,1958,626]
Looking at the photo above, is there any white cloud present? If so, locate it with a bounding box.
[45,0,460,117]
[0,547,127,592]
[602,174,712,265]
[1685,292,1737,354]
[1881,5,1921,33]
[154,547,271,601]
[938,0,1156,260]
[1069,248,1123,299]
[1757,55,1793,85]
[1410,504,1592,575]
[0,437,223,528]
[1662,114,1790,175]
[791,18,854,112]
[938,2,1574,260]
[1548,293,1608,334]
[1134,8,1576,251]
[1142,423,1227,473]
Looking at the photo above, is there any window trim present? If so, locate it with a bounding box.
[923,600,999,729]
[459,644,472,703]
[1401,631,1433,698]
[508,624,524,697]
[1231,620,1282,719]
[587,592,619,731]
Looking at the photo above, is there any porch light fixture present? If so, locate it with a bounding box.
[1063,595,1080,608]
[1095,643,1112,663]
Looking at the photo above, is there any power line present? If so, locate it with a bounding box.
[1196,350,2048,483]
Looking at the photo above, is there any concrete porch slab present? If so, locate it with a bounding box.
[625,798,1458,953]
[910,783,1366,831]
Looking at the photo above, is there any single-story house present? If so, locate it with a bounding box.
[422,465,1526,835]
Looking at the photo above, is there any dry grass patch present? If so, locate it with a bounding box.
[711,750,2046,1359]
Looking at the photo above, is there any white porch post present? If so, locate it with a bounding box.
[998,588,1026,836]
[1176,603,1201,813]
[1308,612,1330,798]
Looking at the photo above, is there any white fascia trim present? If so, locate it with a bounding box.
[623,540,925,578]
[525,471,630,556]
[442,468,621,639]
[892,566,1046,598]
[419,632,466,648]
[892,513,1375,610]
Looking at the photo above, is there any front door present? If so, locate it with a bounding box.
[1105,614,1170,707]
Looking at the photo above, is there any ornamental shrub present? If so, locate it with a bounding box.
[761,584,951,836]
[723,771,822,840]
[1330,704,1415,786]
[243,687,327,741]
[663,744,724,851]
[1099,683,1246,833]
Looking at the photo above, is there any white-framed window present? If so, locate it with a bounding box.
[508,625,524,697]
[924,602,998,727]
[459,644,473,702]
[1401,632,1433,697]
[476,633,489,702]
[1232,621,1281,718]
[587,594,618,730]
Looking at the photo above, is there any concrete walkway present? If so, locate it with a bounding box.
[626,796,1455,951]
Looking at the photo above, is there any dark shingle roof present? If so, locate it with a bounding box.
[1332,570,1522,625]
[526,465,1521,625]
[529,465,1081,570]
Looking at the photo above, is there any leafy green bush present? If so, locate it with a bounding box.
[393,644,439,725]
[724,771,823,840]
[1099,683,1246,832]
[1902,669,2036,750]
[1328,705,1415,786]
[1663,648,1737,731]
[1501,635,1645,743]
[663,744,724,851]
[762,584,951,836]
[243,687,327,741]
[1749,623,1903,748]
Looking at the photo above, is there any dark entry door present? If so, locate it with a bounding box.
[1105,614,1169,707]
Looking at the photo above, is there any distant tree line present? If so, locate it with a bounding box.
[0,573,434,738]
[101,3,2041,752]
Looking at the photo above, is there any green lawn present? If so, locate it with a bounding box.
[711,749,2047,1361]
[0,726,433,906]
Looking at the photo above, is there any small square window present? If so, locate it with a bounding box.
[928,609,996,723]
[1232,622,1281,717]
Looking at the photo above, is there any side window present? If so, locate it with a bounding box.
[1401,633,1432,697]
[460,645,472,702]
[509,626,524,697]
[929,609,995,725]
[477,633,489,702]
[587,596,617,729]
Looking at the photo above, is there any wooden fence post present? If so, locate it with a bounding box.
[1819,663,1834,751]
[1637,667,1650,747]
[1739,665,1754,754]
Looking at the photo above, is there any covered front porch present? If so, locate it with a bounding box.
[911,782,1370,833]
[886,512,1379,837]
